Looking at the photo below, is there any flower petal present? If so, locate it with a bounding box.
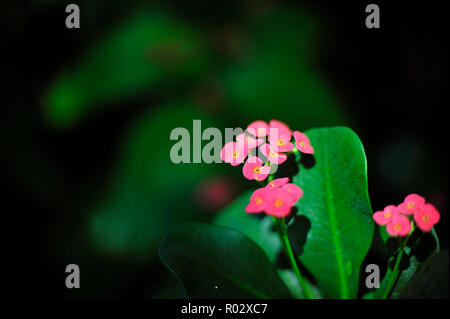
[247,121,269,137]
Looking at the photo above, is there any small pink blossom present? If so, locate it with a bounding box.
[194,177,236,212]
[293,131,314,154]
[269,131,294,153]
[242,156,270,181]
[264,188,295,217]
[245,188,268,213]
[281,183,303,202]
[260,143,288,164]
[397,194,425,215]
[247,121,269,137]
[220,141,248,166]
[373,205,398,226]
[386,214,411,237]
[414,204,440,232]
[269,119,292,136]
[266,177,289,189]
[236,133,264,149]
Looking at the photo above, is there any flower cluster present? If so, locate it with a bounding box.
[220,120,314,182]
[373,194,440,236]
[221,119,313,218]
[245,178,303,217]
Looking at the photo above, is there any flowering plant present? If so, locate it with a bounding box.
[160,123,443,299]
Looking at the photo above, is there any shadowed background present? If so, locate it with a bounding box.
[3,0,448,297]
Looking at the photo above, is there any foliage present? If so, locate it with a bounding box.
[160,127,444,299]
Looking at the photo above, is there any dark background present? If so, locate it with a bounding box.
[3,0,448,297]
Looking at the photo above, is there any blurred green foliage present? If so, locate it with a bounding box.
[89,102,224,260]
[44,6,210,128]
[36,2,354,297]
[3,0,446,299]
[221,8,350,127]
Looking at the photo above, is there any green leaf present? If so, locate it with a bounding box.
[213,190,281,263]
[213,191,320,298]
[159,223,292,298]
[369,227,440,299]
[398,249,448,299]
[293,126,374,298]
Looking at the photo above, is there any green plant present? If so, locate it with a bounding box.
[160,125,441,299]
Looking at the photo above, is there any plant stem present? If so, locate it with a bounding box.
[275,217,315,299]
[382,235,410,299]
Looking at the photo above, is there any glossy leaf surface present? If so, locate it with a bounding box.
[293,127,374,298]
[159,223,291,298]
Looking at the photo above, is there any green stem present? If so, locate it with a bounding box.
[274,217,315,299]
[382,235,410,299]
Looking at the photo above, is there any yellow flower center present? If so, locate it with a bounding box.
[274,199,284,207]
[384,210,391,218]
[277,139,285,146]
[422,215,430,222]
[232,151,239,159]
[299,141,305,147]
[394,223,402,231]
[254,197,262,205]
[253,167,261,174]
[407,202,415,209]
[269,151,277,158]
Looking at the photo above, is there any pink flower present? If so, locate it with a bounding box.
[414,204,440,232]
[268,131,294,153]
[281,183,303,202]
[194,177,236,212]
[236,133,264,149]
[373,205,398,225]
[247,120,269,137]
[397,194,425,215]
[260,143,288,164]
[266,177,289,189]
[220,141,248,166]
[245,188,268,213]
[386,214,411,237]
[293,131,314,154]
[269,119,292,136]
[242,156,270,181]
[264,188,295,217]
